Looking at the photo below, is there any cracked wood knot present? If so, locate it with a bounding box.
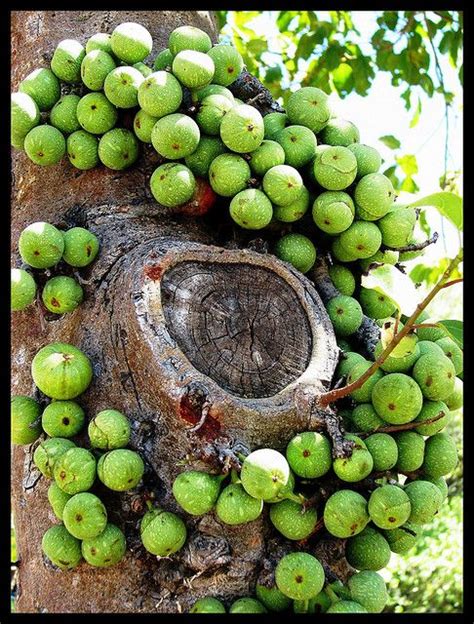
[161,260,313,398]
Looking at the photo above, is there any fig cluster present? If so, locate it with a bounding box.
[11,344,148,570]
[176,330,461,614]
[11,19,462,615]
[11,222,99,313]
[12,20,424,290]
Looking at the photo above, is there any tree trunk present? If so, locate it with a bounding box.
[11,11,351,613]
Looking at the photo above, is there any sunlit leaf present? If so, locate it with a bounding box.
[397,154,418,176]
[277,11,299,32]
[247,38,267,56]
[409,192,463,230]
[332,62,353,92]
[438,319,463,349]
[418,210,431,237]
[410,97,422,127]
[409,257,462,287]
[362,264,420,316]
[401,176,419,193]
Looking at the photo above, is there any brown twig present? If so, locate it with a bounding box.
[355,410,446,437]
[393,310,401,335]
[384,231,439,253]
[411,322,442,330]
[317,250,463,407]
[297,517,325,546]
[441,278,463,289]
[246,93,265,106]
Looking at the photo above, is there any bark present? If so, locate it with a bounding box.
[11,11,353,614]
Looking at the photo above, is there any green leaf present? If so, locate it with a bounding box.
[401,87,412,110]
[409,192,463,230]
[295,32,318,60]
[349,54,374,94]
[383,165,400,190]
[409,257,462,288]
[379,135,401,150]
[265,65,283,83]
[332,62,353,93]
[410,97,422,128]
[418,210,431,237]
[438,319,463,349]
[383,11,400,30]
[277,11,299,32]
[246,38,267,56]
[215,11,228,30]
[439,31,454,54]
[401,176,419,193]
[362,264,420,316]
[397,154,418,176]
[325,43,345,70]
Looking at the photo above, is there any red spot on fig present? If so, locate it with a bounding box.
[175,178,217,217]
[51,297,60,307]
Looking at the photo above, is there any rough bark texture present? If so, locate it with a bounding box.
[11,11,352,614]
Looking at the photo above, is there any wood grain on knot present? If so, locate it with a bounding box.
[161,261,313,399]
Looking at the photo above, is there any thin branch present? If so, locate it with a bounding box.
[317,250,463,407]
[246,93,265,106]
[411,322,442,330]
[393,309,401,336]
[297,517,325,545]
[356,410,445,437]
[441,278,463,289]
[385,231,439,253]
